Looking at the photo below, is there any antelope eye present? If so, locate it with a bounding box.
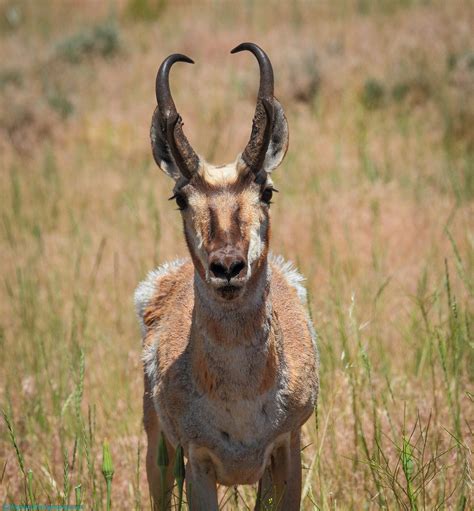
[175,194,188,211]
[261,188,273,204]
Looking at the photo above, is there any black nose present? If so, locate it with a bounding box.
[209,259,246,282]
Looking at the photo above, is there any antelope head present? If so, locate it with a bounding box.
[150,43,289,302]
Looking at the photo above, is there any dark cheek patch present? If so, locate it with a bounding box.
[230,205,242,243]
[183,223,207,280]
[208,206,218,243]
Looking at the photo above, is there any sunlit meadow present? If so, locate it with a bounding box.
[0,1,472,509]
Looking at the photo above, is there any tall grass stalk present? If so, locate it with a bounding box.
[173,444,185,511]
[74,484,82,508]
[157,433,170,510]
[401,436,417,510]
[2,409,28,503]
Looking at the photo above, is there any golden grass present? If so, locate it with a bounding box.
[1,0,473,509]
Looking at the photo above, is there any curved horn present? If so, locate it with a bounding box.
[231,42,275,174]
[155,54,199,180]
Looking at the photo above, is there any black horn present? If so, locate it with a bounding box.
[154,54,199,180]
[231,42,275,175]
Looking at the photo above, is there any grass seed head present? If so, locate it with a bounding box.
[102,441,114,480]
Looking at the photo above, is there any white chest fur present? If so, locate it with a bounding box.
[184,390,290,485]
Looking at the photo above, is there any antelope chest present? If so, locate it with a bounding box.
[155,343,292,485]
[182,389,290,485]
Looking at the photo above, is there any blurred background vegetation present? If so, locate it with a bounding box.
[0,0,472,509]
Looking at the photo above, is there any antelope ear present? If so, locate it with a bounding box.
[150,107,182,181]
[261,98,289,173]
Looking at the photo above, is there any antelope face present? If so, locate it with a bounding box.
[173,166,277,301]
[150,43,289,301]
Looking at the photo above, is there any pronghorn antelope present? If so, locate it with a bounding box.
[135,42,319,510]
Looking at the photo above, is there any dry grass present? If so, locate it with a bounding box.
[0,0,473,509]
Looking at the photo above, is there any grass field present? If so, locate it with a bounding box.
[0,0,473,509]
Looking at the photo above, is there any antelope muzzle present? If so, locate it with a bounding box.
[208,246,248,300]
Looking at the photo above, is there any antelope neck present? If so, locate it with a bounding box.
[190,261,277,399]
[192,260,272,347]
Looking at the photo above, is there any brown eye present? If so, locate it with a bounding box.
[175,194,188,210]
[169,193,188,211]
[261,188,273,204]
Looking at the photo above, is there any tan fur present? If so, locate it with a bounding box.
[137,131,317,510]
